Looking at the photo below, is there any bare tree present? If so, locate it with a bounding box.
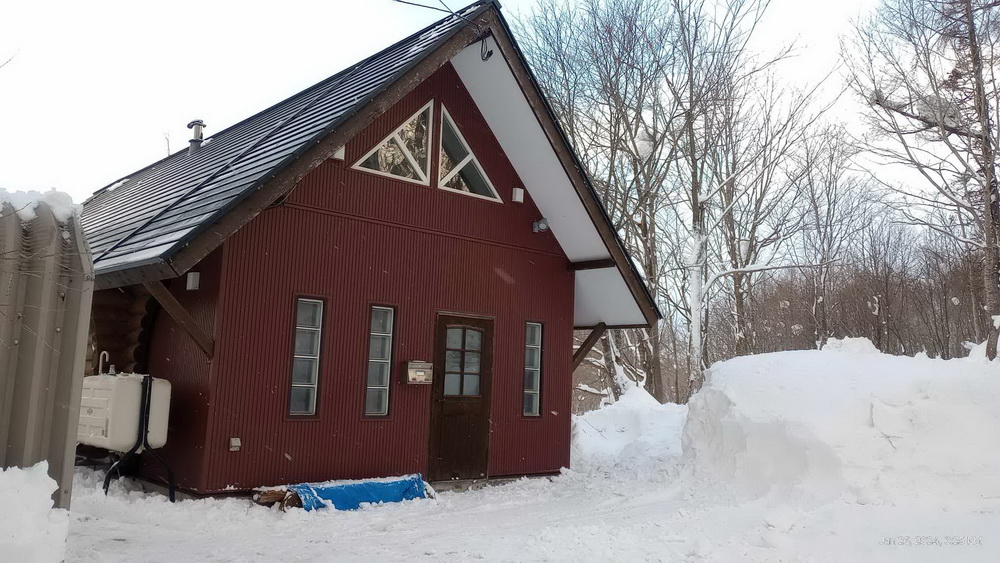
[846,0,1000,356]
[520,0,830,402]
[791,124,882,348]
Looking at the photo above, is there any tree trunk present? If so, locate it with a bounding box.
[964,0,1000,358]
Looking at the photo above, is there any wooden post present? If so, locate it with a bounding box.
[572,322,607,370]
[143,281,214,359]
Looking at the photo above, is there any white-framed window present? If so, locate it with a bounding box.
[290,298,323,416]
[438,105,502,202]
[352,101,433,185]
[366,306,395,416]
[523,322,542,416]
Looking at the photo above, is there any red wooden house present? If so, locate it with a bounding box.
[81,1,659,494]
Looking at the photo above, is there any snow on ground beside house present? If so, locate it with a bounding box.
[0,462,69,563]
[63,340,1000,562]
[572,385,687,476]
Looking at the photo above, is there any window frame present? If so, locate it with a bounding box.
[288,297,325,417]
[351,100,434,186]
[437,105,503,203]
[364,304,396,417]
[442,325,485,397]
[523,321,543,417]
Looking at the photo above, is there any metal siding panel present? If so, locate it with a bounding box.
[198,66,574,491]
[139,248,223,492]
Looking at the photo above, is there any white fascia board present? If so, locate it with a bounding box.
[451,38,610,262]
[451,38,649,326]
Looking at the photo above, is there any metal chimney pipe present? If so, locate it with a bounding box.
[187,119,206,154]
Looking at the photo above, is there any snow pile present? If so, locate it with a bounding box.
[821,336,880,354]
[684,337,1000,506]
[571,386,687,474]
[0,462,69,563]
[0,188,81,223]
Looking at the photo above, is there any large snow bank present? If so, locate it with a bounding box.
[0,462,69,563]
[572,386,687,475]
[0,188,81,223]
[684,337,1000,506]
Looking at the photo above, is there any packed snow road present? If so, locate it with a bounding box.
[63,339,1000,562]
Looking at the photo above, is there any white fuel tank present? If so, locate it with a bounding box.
[77,374,171,452]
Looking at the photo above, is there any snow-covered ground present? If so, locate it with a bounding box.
[0,462,69,563]
[59,340,999,562]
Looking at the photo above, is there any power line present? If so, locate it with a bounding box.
[390,0,453,15]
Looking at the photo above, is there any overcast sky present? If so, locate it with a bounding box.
[0,0,875,203]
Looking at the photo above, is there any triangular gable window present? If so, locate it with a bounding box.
[438,106,501,202]
[353,101,433,185]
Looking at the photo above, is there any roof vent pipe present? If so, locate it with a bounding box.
[187,119,206,154]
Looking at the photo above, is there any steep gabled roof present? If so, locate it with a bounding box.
[82,2,488,278]
[82,1,661,327]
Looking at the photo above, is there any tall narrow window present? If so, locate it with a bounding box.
[438,106,502,202]
[523,322,542,416]
[366,306,394,416]
[353,101,433,185]
[290,298,323,416]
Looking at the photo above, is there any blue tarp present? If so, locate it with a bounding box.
[287,474,427,511]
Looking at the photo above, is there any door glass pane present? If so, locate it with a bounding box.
[525,347,540,370]
[289,387,315,415]
[446,327,463,349]
[292,358,317,384]
[465,329,482,351]
[365,388,388,416]
[445,351,462,372]
[371,308,393,334]
[369,335,391,360]
[367,361,390,388]
[524,369,539,393]
[523,392,539,416]
[525,323,541,346]
[464,352,481,374]
[295,329,320,356]
[444,373,462,396]
[463,374,480,396]
[296,301,322,328]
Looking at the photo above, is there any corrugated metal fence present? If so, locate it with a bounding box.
[1,200,94,509]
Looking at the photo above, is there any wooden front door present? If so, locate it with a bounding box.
[428,314,493,481]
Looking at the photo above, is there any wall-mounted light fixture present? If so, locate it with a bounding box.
[532,217,549,233]
[186,271,201,291]
[512,187,525,203]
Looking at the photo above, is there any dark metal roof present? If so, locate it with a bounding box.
[82,1,495,276]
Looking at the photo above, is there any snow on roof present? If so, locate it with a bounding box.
[0,188,81,224]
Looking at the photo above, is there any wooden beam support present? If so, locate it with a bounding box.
[572,322,607,370]
[142,281,214,360]
[569,259,616,271]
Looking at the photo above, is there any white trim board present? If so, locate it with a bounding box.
[451,38,647,327]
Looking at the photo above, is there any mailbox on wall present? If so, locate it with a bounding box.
[406,361,433,384]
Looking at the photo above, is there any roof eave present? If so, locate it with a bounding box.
[485,10,662,326]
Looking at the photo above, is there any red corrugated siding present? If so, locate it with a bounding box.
[198,64,574,491]
[141,248,222,492]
